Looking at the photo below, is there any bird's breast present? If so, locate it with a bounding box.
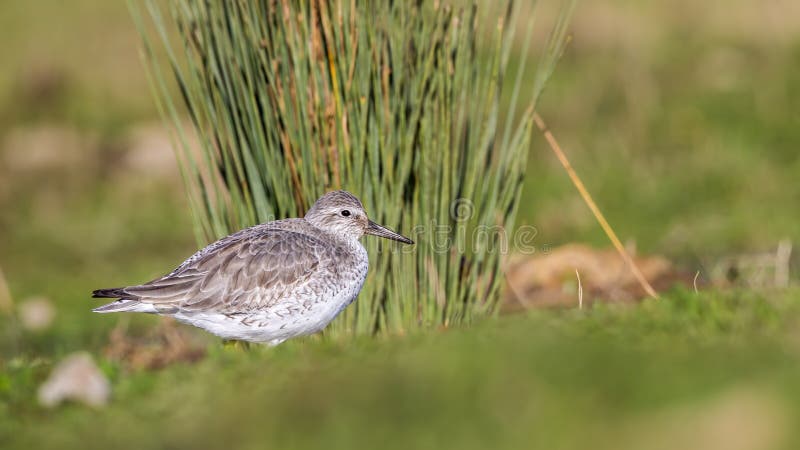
[317,241,368,314]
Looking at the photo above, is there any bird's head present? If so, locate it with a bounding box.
[304,190,414,244]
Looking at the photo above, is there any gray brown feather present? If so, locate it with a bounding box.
[93,219,349,314]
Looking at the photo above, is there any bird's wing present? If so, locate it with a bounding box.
[115,230,331,313]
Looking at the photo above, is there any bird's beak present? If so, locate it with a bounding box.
[365,220,414,244]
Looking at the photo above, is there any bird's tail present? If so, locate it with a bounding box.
[92,287,128,299]
[92,300,144,313]
[91,287,153,313]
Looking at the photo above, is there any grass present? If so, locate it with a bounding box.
[1,1,799,448]
[520,17,800,256]
[2,288,800,449]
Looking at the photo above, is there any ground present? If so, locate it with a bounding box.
[4,289,800,449]
[0,1,799,449]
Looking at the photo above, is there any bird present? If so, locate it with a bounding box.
[92,190,413,345]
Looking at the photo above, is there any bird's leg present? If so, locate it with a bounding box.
[222,340,251,351]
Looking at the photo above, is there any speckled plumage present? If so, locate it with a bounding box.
[92,191,413,345]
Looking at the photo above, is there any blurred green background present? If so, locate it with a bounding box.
[1,1,799,449]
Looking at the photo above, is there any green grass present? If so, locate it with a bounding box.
[521,24,800,257]
[0,0,155,131]
[1,1,799,448]
[2,288,800,450]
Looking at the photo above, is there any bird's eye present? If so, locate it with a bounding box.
[341,210,351,217]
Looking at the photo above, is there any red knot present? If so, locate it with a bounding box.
[92,191,413,345]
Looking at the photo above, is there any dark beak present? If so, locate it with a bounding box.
[365,220,414,244]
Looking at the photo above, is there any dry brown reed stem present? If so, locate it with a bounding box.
[0,266,13,314]
[533,112,660,300]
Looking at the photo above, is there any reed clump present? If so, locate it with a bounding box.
[135,0,575,336]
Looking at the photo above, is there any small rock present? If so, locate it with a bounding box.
[18,296,55,331]
[38,352,111,408]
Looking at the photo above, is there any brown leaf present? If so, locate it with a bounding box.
[104,319,206,371]
[504,244,694,310]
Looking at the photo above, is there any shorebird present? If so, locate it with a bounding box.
[92,190,413,345]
